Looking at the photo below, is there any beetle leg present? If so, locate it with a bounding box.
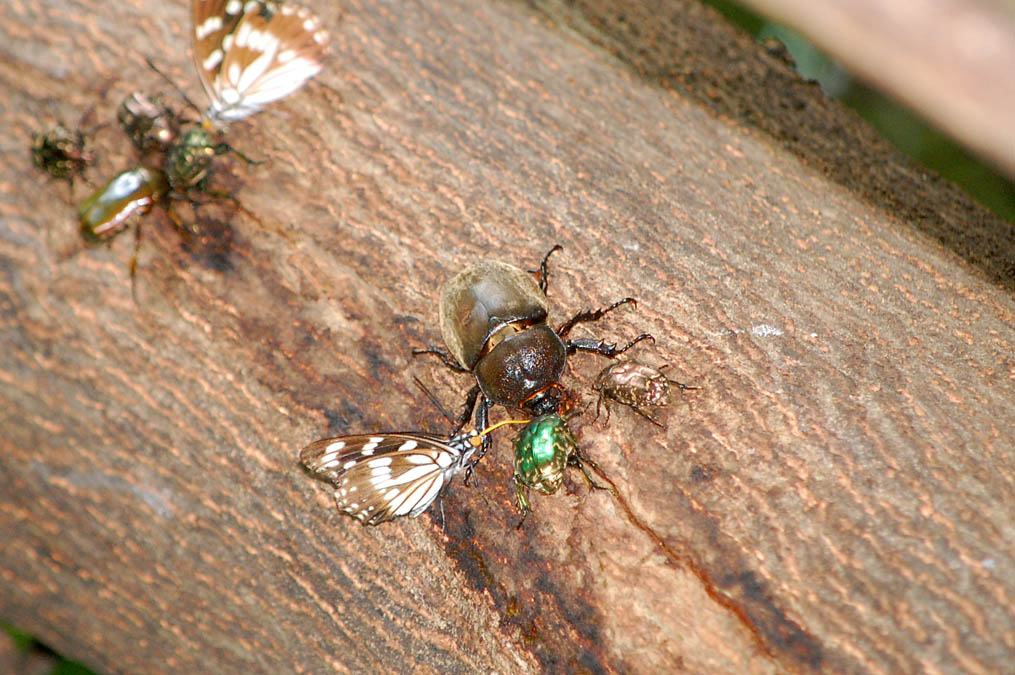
[566,333,654,357]
[593,394,613,426]
[670,380,699,392]
[657,365,700,392]
[514,480,532,528]
[412,347,471,373]
[569,451,612,494]
[212,142,262,165]
[534,244,563,295]
[457,385,482,434]
[473,393,490,438]
[463,393,492,485]
[129,221,145,303]
[630,404,666,428]
[556,297,637,337]
[203,188,241,208]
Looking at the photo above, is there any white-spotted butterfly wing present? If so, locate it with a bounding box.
[300,431,480,526]
[191,0,330,126]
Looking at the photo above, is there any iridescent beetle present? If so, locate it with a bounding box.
[415,246,653,466]
[163,123,257,195]
[300,419,525,526]
[78,167,169,243]
[31,125,96,184]
[512,414,606,523]
[593,361,699,427]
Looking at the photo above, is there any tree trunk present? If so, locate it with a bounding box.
[2,0,1012,672]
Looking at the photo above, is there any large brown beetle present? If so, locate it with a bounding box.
[415,245,652,464]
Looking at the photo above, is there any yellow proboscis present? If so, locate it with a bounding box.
[467,418,530,446]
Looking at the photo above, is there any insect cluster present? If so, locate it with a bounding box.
[30,4,700,532]
[33,0,330,284]
[301,247,697,526]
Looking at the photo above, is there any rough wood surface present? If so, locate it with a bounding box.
[2,0,1013,673]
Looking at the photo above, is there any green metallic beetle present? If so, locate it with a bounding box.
[165,124,235,193]
[77,120,251,245]
[513,414,607,520]
[78,167,169,243]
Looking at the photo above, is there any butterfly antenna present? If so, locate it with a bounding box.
[144,57,204,117]
[412,375,457,428]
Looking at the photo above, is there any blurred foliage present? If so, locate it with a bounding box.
[2,621,97,675]
[706,0,1015,225]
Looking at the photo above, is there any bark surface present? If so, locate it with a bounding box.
[2,1,1013,673]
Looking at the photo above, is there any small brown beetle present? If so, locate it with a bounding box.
[118,92,180,154]
[593,361,698,427]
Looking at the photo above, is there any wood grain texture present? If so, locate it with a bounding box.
[2,0,1013,673]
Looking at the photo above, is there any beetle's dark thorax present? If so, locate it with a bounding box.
[475,324,566,408]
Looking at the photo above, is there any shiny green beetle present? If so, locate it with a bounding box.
[165,125,230,192]
[78,167,168,242]
[164,122,257,194]
[513,414,605,518]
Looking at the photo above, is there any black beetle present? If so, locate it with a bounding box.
[415,245,652,463]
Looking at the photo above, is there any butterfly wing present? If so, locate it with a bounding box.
[300,432,477,526]
[192,0,249,101]
[192,0,329,125]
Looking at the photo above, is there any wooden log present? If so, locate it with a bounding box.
[2,0,1012,672]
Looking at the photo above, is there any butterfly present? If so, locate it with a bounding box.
[300,420,526,525]
[191,0,330,126]
[300,429,486,526]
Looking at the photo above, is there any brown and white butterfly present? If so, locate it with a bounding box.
[300,429,488,526]
[191,0,330,126]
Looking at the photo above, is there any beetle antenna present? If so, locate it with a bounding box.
[144,57,204,117]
